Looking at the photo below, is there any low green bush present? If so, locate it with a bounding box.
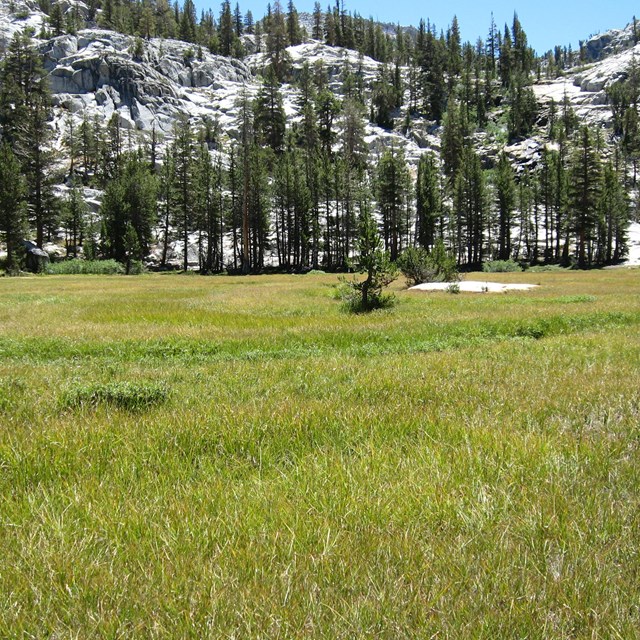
[446,282,461,294]
[397,240,459,286]
[338,283,396,313]
[62,381,168,410]
[482,259,522,273]
[47,259,125,275]
[528,264,568,272]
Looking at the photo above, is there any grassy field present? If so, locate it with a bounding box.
[1,269,639,638]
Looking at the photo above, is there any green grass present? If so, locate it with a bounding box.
[1,270,640,637]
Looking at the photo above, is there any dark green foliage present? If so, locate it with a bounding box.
[454,147,486,266]
[340,207,398,312]
[495,151,516,259]
[0,142,27,273]
[46,259,125,275]
[441,99,469,181]
[266,0,291,82]
[397,240,459,286]
[62,185,86,258]
[254,67,286,152]
[375,146,411,261]
[101,153,158,266]
[415,152,442,250]
[508,75,538,140]
[568,126,601,267]
[371,64,396,129]
[0,33,56,248]
[482,259,522,272]
[62,380,168,410]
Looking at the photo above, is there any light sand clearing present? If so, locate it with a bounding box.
[410,281,540,293]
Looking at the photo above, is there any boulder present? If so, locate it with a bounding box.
[22,240,50,273]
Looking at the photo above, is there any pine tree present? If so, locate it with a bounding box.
[622,106,640,185]
[218,0,235,56]
[101,152,158,265]
[316,83,340,155]
[419,25,447,122]
[179,0,197,42]
[312,1,323,40]
[62,183,86,258]
[495,151,516,259]
[415,152,442,250]
[568,126,602,267]
[454,147,486,266]
[158,146,176,268]
[597,160,628,263]
[508,74,538,140]
[371,64,396,130]
[194,142,224,272]
[376,145,411,261]
[254,66,286,152]
[244,10,254,34]
[49,2,65,36]
[266,0,290,82]
[344,199,398,312]
[286,0,301,46]
[441,98,469,182]
[233,2,243,36]
[447,16,462,76]
[0,142,27,273]
[172,117,195,271]
[0,33,57,248]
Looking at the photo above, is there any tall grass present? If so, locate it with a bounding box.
[0,269,639,637]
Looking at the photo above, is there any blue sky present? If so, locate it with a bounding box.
[193,0,637,54]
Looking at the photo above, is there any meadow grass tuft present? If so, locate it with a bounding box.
[61,380,168,410]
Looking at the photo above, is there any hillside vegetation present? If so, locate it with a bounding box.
[1,271,639,636]
[0,0,638,273]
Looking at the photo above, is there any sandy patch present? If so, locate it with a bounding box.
[410,281,540,293]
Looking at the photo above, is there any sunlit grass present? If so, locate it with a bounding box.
[1,269,639,637]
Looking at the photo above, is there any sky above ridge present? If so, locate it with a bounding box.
[193,0,637,54]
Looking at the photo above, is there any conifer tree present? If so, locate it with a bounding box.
[568,126,602,267]
[312,1,323,40]
[441,98,468,182]
[376,145,411,261]
[371,64,396,130]
[266,0,290,82]
[454,147,486,265]
[286,0,302,46]
[179,0,197,41]
[233,2,243,36]
[194,142,224,272]
[0,142,27,273]
[495,151,516,259]
[219,0,235,56]
[62,183,86,258]
[172,118,195,271]
[1,33,58,248]
[415,152,442,250]
[254,66,286,152]
[101,152,158,265]
[158,146,176,267]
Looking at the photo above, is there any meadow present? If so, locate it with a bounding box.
[1,269,639,638]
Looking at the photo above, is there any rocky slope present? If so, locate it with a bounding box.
[0,0,634,169]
